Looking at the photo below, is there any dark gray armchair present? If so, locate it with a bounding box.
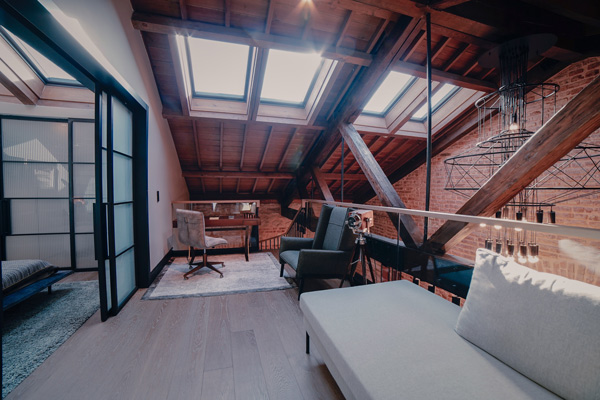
[279,205,356,299]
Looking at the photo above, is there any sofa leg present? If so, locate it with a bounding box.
[306,332,310,354]
[298,278,304,300]
[280,263,284,277]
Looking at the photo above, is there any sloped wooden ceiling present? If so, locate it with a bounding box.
[130,0,599,202]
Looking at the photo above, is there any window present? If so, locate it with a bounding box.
[260,49,323,106]
[187,37,252,100]
[362,72,415,115]
[412,84,459,120]
[1,27,79,85]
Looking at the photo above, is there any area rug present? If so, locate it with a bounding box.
[144,252,295,300]
[2,280,99,398]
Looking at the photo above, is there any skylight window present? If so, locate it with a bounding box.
[362,72,414,115]
[260,49,323,106]
[412,84,459,120]
[1,27,79,85]
[187,37,251,100]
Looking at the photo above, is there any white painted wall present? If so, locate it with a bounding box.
[45,0,189,270]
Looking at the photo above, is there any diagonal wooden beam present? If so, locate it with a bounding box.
[168,35,189,116]
[265,0,275,33]
[0,60,37,105]
[131,12,373,67]
[192,120,202,169]
[311,166,334,201]
[259,127,273,170]
[240,124,248,170]
[248,49,268,121]
[340,123,421,247]
[426,75,600,253]
[278,128,299,171]
[219,122,224,171]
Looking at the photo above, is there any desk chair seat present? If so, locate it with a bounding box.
[176,209,227,280]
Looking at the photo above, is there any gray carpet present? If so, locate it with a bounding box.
[144,252,295,300]
[2,280,99,398]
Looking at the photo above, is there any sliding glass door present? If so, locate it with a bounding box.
[95,91,137,321]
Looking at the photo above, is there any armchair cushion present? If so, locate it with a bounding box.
[297,250,352,278]
[322,207,350,251]
[280,250,300,271]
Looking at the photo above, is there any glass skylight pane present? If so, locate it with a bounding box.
[3,28,78,83]
[363,72,413,114]
[260,49,322,105]
[412,84,458,120]
[188,37,250,99]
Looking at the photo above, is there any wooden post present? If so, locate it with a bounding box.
[311,166,334,201]
[426,75,600,253]
[340,123,421,247]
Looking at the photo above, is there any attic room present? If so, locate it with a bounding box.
[0,0,599,399]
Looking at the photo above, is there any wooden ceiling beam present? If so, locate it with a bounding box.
[167,35,189,116]
[0,61,37,105]
[392,60,496,92]
[428,0,472,11]
[224,0,231,27]
[184,171,295,179]
[248,48,268,121]
[163,112,326,131]
[340,123,421,246]
[425,75,600,253]
[321,173,367,181]
[131,12,373,67]
[267,179,276,193]
[219,122,224,171]
[259,127,273,171]
[192,120,202,168]
[240,124,248,170]
[278,128,299,171]
[265,0,275,34]
[336,10,355,47]
[311,166,334,201]
[178,0,187,20]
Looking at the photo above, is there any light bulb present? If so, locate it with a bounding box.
[479,223,487,227]
[509,114,519,132]
[528,255,539,263]
[494,224,502,230]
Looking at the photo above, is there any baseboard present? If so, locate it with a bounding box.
[148,248,174,286]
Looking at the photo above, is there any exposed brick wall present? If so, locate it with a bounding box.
[367,57,600,287]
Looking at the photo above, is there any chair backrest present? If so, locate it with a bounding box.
[312,205,355,251]
[176,209,207,248]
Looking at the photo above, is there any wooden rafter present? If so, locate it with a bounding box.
[224,0,231,27]
[168,35,189,116]
[311,166,334,201]
[278,128,298,171]
[340,123,421,247]
[441,42,470,72]
[240,124,248,170]
[336,10,355,47]
[131,12,373,67]
[219,122,224,171]
[259,127,273,171]
[0,61,37,105]
[392,61,496,92]
[178,0,187,20]
[183,171,294,179]
[164,112,326,131]
[431,37,450,63]
[249,49,268,121]
[265,0,275,34]
[192,120,202,169]
[426,75,600,253]
[252,179,259,193]
[428,0,472,10]
[267,179,276,193]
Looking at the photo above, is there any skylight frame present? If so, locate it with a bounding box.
[0,27,81,87]
[361,72,418,117]
[260,49,325,108]
[185,36,254,102]
[411,85,461,122]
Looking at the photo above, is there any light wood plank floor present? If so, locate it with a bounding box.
[6,266,345,400]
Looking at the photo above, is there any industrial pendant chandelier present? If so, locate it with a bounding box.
[444,34,600,263]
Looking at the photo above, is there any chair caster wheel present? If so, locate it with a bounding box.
[219,275,224,279]
[184,276,189,280]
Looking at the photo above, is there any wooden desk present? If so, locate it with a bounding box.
[173,217,260,261]
[205,218,260,261]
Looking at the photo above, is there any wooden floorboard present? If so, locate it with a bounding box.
[5,275,344,400]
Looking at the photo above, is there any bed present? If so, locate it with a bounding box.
[2,260,70,310]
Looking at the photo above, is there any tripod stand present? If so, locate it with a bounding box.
[349,231,376,284]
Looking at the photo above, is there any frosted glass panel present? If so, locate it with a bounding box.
[115,248,135,306]
[73,164,95,198]
[10,199,69,234]
[113,154,132,203]
[6,234,71,267]
[102,149,108,202]
[102,93,108,149]
[114,203,134,254]
[2,119,68,162]
[112,98,133,156]
[73,122,95,162]
[74,199,94,233]
[3,163,69,198]
[75,234,96,269]
[105,259,112,310]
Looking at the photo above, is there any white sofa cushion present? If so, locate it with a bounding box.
[301,280,559,400]
[456,248,600,400]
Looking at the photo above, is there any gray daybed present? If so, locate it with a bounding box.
[300,248,600,400]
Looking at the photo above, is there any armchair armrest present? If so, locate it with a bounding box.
[296,249,353,277]
[280,236,314,253]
